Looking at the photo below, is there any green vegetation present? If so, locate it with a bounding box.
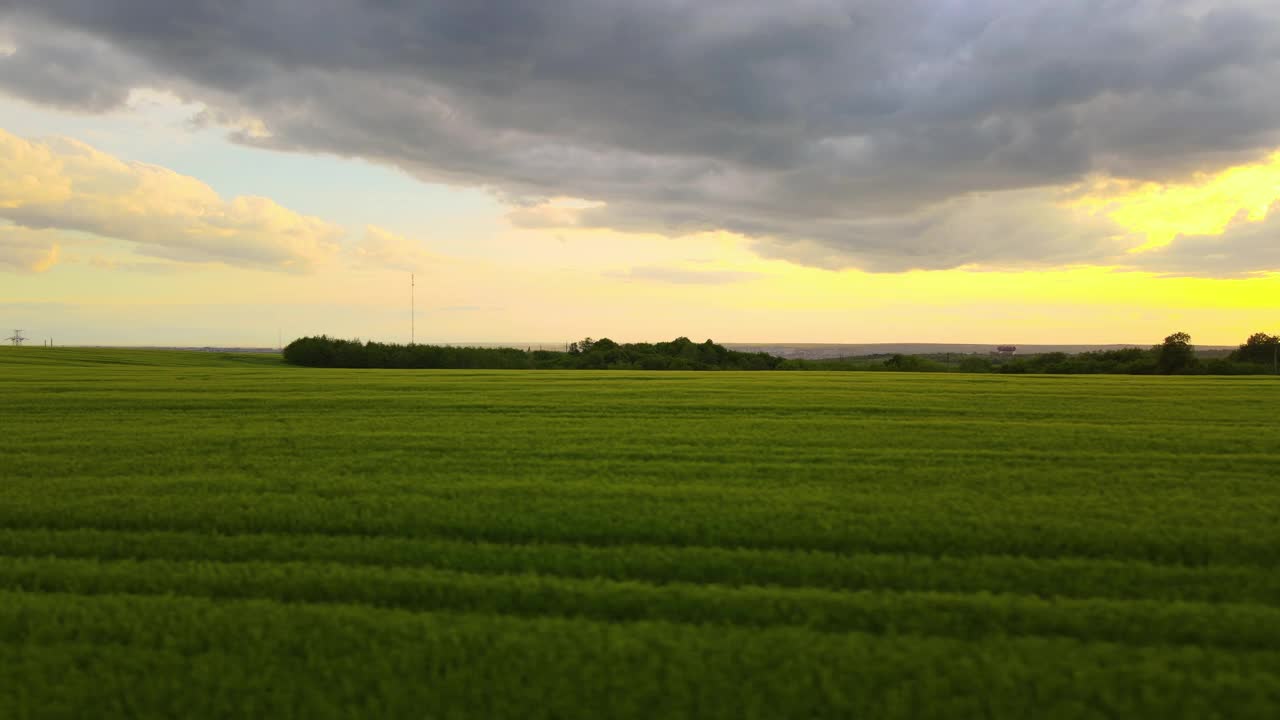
[1233,332,1280,366]
[284,335,783,370]
[1,346,1279,718]
[790,331,1280,375]
[286,331,1280,375]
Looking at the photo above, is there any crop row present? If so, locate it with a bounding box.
[2,590,1279,720]
[8,367,1275,432]
[3,555,1280,650]
[0,490,1274,567]
[0,528,1277,605]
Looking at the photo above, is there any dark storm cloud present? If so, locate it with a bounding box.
[3,0,1280,272]
[0,22,147,112]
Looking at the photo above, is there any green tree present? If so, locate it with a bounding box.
[1230,332,1279,365]
[957,356,994,373]
[1156,332,1197,374]
[884,354,922,371]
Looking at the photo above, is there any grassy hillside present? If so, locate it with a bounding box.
[1,348,1278,718]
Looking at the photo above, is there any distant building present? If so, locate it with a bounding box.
[994,345,1017,356]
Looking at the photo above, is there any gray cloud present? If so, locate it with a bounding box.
[3,1,1280,271]
[754,190,1141,272]
[0,21,147,112]
[1122,204,1280,277]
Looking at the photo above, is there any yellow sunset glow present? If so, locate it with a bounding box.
[1076,149,1280,251]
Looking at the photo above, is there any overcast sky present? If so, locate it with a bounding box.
[2,1,1278,346]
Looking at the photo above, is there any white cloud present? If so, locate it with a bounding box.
[351,225,437,273]
[0,128,343,272]
[605,265,763,285]
[506,197,604,229]
[0,226,60,273]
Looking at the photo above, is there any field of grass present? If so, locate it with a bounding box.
[2,346,1279,718]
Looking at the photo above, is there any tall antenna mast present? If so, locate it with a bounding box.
[6,330,25,347]
[411,273,415,345]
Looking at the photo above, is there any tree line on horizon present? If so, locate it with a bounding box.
[284,332,1279,375]
[284,335,784,370]
[789,332,1279,375]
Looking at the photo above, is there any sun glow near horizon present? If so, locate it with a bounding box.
[1074,149,1280,252]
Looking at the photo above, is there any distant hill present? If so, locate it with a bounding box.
[722,343,1234,360]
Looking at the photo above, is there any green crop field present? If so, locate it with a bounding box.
[1,347,1279,719]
